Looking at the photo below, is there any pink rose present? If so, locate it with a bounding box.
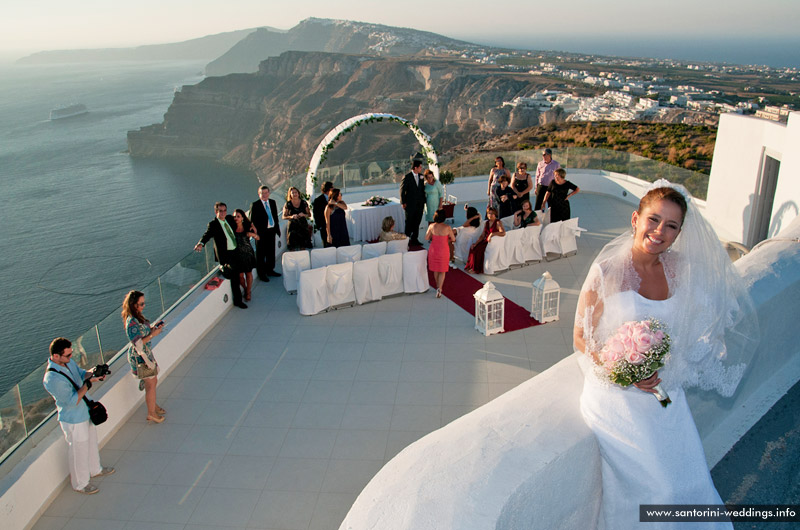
[626,350,645,364]
[621,335,635,353]
[654,330,665,342]
[602,338,625,364]
[632,328,655,354]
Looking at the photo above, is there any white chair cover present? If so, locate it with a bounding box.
[504,228,527,267]
[386,238,409,254]
[326,262,356,307]
[312,230,324,249]
[281,250,310,293]
[361,241,387,260]
[499,215,516,230]
[536,209,551,226]
[336,245,362,264]
[377,253,404,297]
[559,217,586,257]
[297,267,329,316]
[522,225,543,263]
[310,247,338,269]
[483,236,509,275]
[454,226,481,263]
[352,258,383,304]
[402,250,429,294]
[541,220,563,261]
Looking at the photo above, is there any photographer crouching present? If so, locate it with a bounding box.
[43,337,114,494]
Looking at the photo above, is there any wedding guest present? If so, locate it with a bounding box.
[400,159,426,245]
[249,185,281,281]
[325,188,350,247]
[510,161,534,213]
[313,181,334,247]
[43,337,114,495]
[122,290,165,424]
[487,156,511,209]
[424,169,444,223]
[493,175,516,219]
[543,168,580,222]
[194,202,247,308]
[534,148,560,211]
[233,209,258,301]
[379,216,407,242]
[465,206,506,274]
[426,209,456,298]
[514,199,541,228]
[462,204,481,228]
[283,186,312,250]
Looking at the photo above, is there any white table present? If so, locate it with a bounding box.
[345,199,405,242]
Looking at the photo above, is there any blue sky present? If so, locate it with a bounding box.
[2,0,799,64]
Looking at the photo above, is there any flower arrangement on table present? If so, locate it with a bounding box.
[363,196,392,206]
[596,319,672,407]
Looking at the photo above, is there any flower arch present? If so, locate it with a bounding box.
[305,113,440,197]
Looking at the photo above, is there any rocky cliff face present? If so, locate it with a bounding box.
[128,51,562,187]
[205,17,478,76]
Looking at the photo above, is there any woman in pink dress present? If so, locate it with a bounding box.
[465,206,506,274]
[425,209,456,298]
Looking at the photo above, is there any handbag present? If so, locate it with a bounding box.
[136,360,158,379]
[46,367,108,425]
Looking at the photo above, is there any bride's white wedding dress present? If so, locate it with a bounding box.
[579,290,731,530]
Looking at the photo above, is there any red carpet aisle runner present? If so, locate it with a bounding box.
[427,269,541,333]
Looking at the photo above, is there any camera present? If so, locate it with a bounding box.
[92,364,111,378]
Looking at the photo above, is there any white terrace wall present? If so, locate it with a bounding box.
[340,218,800,530]
[705,111,800,244]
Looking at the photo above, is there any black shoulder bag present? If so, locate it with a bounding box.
[47,367,108,425]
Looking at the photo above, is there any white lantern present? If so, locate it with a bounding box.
[474,281,505,336]
[531,271,560,323]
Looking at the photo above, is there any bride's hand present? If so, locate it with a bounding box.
[633,371,661,394]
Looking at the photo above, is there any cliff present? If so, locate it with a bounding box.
[205,17,478,76]
[128,51,565,187]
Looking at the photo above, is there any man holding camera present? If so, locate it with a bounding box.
[43,337,114,494]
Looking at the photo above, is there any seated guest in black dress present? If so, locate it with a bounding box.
[233,209,258,301]
[282,187,312,251]
[462,204,482,228]
[543,168,580,223]
[313,181,334,247]
[325,188,350,247]
[513,200,541,228]
[493,175,516,219]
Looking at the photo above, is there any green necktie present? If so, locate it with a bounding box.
[220,218,237,250]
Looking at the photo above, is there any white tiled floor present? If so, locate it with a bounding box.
[33,193,632,530]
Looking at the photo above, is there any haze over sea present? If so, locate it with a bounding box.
[0,61,258,395]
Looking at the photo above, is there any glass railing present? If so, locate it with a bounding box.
[280,148,709,200]
[0,245,219,464]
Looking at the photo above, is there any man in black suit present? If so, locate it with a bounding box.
[312,181,334,248]
[249,185,281,281]
[400,159,426,245]
[194,202,247,308]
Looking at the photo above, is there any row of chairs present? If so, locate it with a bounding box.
[294,251,429,315]
[454,217,585,275]
[281,240,409,292]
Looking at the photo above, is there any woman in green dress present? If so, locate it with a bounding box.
[423,169,444,224]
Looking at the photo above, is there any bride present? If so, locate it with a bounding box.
[574,181,757,529]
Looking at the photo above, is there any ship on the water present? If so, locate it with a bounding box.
[49,103,88,120]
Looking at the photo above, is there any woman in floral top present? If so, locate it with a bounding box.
[122,290,166,423]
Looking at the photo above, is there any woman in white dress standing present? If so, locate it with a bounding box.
[574,181,757,529]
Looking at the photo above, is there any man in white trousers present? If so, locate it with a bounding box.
[43,337,114,494]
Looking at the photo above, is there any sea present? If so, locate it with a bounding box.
[0,61,260,396]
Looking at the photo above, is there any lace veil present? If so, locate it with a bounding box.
[574,179,758,396]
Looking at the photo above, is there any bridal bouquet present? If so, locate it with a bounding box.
[363,196,391,206]
[598,319,672,407]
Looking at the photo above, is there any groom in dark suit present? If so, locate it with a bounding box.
[249,185,281,281]
[400,159,426,246]
[194,202,247,308]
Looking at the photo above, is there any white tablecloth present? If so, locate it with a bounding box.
[345,199,405,242]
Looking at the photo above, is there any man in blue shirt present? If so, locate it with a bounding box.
[42,337,114,494]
